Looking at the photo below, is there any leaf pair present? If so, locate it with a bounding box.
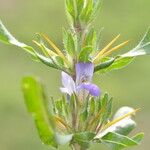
[94,27,150,73]
[0,21,72,73]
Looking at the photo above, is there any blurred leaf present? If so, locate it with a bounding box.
[66,0,76,20]
[0,20,35,56]
[22,77,57,147]
[101,132,141,150]
[79,46,92,62]
[73,132,95,148]
[80,0,93,23]
[93,0,102,16]
[131,133,144,143]
[76,0,84,15]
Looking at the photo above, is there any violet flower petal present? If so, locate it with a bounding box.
[77,83,100,97]
[75,62,94,85]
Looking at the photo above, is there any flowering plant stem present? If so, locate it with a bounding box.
[0,0,149,150]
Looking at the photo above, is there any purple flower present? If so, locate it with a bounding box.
[76,63,94,84]
[60,62,100,98]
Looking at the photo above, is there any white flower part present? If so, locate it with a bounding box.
[113,106,135,119]
[60,72,76,95]
[95,106,136,139]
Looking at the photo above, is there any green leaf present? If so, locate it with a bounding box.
[101,132,141,150]
[76,0,84,15]
[66,0,76,20]
[80,0,93,23]
[89,98,96,116]
[85,28,97,49]
[122,27,150,57]
[95,57,134,73]
[102,97,113,124]
[22,77,57,147]
[55,99,68,120]
[73,132,95,148]
[131,133,144,143]
[0,20,35,56]
[79,46,92,62]
[63,29,76,55]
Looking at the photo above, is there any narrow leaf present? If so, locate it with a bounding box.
[101,132,140,150]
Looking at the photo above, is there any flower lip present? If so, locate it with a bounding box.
[77,83,100,97]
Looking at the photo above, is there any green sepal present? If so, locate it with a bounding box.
[76,0,84,16]
[22,76,57,148]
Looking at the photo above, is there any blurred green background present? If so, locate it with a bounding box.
[0,0,150,150]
